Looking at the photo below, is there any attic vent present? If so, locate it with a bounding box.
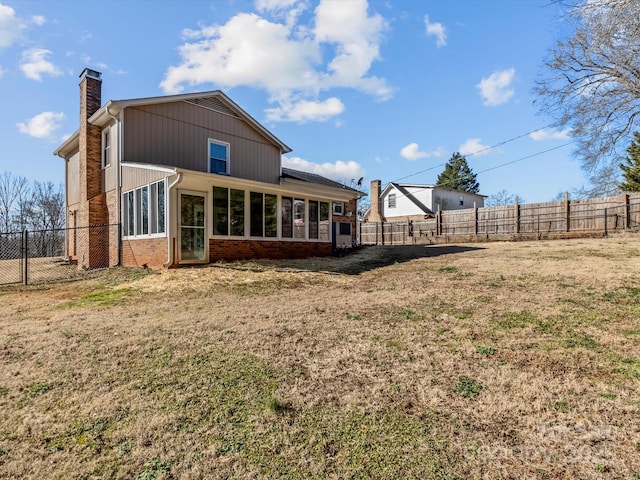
[184,97,240,118]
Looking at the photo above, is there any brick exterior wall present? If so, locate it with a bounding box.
[332,198,358,244]
[209,239,332,262]
[122,237,168,269]
[105,190,119,267]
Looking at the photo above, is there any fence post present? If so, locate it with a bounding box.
[375,222,378,245]
[436,207,442,236]
[473,202,478,235]
[515,196,520,234]
[23,230,28,285]
[565,192,570,232]
[623,193,630,229]
[604,208,608,236]
[381,222,385,245]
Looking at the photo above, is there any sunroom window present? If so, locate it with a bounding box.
[122,179,166,238]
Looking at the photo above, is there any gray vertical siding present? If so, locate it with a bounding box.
[66,150,80,205]
[103,122,117,192]
[121,166,170,192]
[123,101,282,184]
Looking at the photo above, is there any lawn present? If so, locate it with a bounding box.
[0,237,639,479]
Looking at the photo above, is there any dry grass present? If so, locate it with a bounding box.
[1,236,640,479]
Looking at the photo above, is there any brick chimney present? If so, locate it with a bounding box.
[79,68,102,203]
[77,68,109,268]
[368,179,384,222]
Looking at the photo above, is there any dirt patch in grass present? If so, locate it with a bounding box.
[1,237,640,479]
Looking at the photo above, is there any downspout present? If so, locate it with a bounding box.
[64,155,69,260]
[164,172,183,268]
[105,104,121,265]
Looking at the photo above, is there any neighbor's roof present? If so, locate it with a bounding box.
[381,182,487,199]
[392,183,433,215]
[281,168,364,195]
[54,90,291,158]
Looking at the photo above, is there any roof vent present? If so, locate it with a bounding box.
[184,97,239,118]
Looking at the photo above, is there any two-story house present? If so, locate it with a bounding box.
[54,69,362,269]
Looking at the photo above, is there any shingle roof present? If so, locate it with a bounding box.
[281,168,362,193]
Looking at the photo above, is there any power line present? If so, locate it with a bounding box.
[474,142,572,178]
[373,142,572,212]
[392,122,564,183]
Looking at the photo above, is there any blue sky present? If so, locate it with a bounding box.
[0,0,585,203]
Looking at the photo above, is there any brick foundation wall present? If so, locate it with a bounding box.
[122,237,168,269]
[209,239,332,262]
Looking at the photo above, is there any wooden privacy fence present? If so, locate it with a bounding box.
[359,193,640,245]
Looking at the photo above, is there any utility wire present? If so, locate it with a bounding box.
[392,122,564,183]
[372,142,572,212]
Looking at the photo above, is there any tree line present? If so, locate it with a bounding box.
[0,171,65,234]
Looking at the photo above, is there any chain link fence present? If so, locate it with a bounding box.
[0,224,119,285]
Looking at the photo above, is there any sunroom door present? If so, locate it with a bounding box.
[179,191,207,263]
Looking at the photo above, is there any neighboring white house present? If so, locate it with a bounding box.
[364,180,486,222]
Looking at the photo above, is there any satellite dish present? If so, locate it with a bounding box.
[357,176,364,187]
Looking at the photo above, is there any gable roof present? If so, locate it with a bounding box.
[281,168,363,195]
[391,183,433,215]
[54,90,291,158]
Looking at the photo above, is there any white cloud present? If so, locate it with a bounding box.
[266,97,344,122]
[31,15,45,26]
[20,48,62,81]
[0,3,25,48]
[458,138,491,156]
[0,65,6,78]
[424,15,446,47]
[255,0,307,26]
[17,111,65,138]
[282,156,365,181]
[476,68,515,106]
[161,0,391,122]
[400,142,428,161]
[529,127,571,141]
[400,142,446,161]
[314,0,391,98]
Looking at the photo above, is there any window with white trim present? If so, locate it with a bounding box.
[332,202,344,215]
[293,199,305,239]
[213,186,245,236]
[388,193,396,208]
[208,139,230,175]
[102,128,111,168]
[249,192,278,238]
[122,179,166,238]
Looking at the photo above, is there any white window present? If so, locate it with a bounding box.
[102,128,111,168]
[332,202,344,215]
[208,139,230,175]
[388,193,396,208]
[123,179,166,238]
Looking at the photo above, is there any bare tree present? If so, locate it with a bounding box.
[534,0,640,193]
[24,181,65,231]
[485,189,520,207]
[0,171,29,233]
